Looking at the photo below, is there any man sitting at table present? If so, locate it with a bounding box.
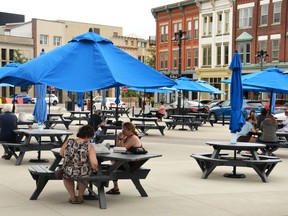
[236,117,257,143]
[0,104,18,160]
[106,122,143,195]
[90,109,105,131]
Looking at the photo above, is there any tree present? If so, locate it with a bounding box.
[13,49,31,92]
[146,46,156,69]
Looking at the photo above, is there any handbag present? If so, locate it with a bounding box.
[55,167,64,179]
[127,146,148,154]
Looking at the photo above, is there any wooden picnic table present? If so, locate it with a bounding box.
[46,113,71,129]
[166,115,200,131]
[65,111,90,125]
[191,141,281,183]
[28,147,162,209]
[129,117,165,135]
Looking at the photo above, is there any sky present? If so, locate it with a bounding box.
[1,0,178,39]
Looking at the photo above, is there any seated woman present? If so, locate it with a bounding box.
[106,122,143,195]
[258,114,279,156]
[60,125,98,204]
[156,101,166,121]
[248,109,257,128]
[236,117,257,143]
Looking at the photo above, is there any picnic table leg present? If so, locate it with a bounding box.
[30,176,49,200]
[15,151,25,166]
[131,179,148,197]
[97,185,107,209]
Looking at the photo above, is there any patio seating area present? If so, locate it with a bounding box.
[1,113,288,215]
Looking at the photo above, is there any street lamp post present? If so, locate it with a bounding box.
[173,30,189,114]
[256,50,269,100]
[256,50,268,71]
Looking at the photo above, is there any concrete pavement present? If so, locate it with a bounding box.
[1,104,288,216]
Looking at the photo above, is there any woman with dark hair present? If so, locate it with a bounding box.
[106,122,143,195]
[60,125,98,204]
[256,108,268,130]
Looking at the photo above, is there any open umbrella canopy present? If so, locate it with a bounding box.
[241,68,288,94]
[173,77,213,93]
[0,62,33,86]
[229,51,245,134]
[196,80,225,94]
[221,70,279,92]
[128,86,177,93]
[0,30,175,91]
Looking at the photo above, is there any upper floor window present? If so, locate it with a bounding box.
[271,39,280,61]
[194,20,199,39]
[193,48,198,67]
[202,15,213,36]
[53,36,62,46]
[202,46,211,66]
[224,11,230,33]
[173,22,182,34]
[159,51,168,69]
[131,41,134,47]
[260,4,268,26]
[239,7,252,28]
[273,1,281,24]
[40,34,48,45]
[216,45,221,65]
[224,44,229,65]
[160,24,168,43]
[186,48,191,68]
[217,13,222,34]
[173,50,178,69]
[187,20,192,38]
[238,42,251,64]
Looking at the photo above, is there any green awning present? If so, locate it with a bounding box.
[236,32,253,42]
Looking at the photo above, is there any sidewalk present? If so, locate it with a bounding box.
[1,109,288,216]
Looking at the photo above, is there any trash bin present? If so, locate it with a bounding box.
[65,101,74,111]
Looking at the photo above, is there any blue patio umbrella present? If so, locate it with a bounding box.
[196,80,225,94]
[0,30,175,121]
[77,92,84,110]
[0,29,175,91]
[172,77,213,114]
[229,51,245,134]
[33,84,48,124]
[115,86,121,121]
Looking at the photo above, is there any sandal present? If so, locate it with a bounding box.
[106,188,120,195]
[68,196,83,204]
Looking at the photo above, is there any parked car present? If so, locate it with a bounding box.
[208,100,225,109]
[208,100,264,123]
[92,96,126,110]
[10,93,33,104]
[275,102,288,114]
[32,94,59,106]
[165,100,209,118]
[262,99,288,111]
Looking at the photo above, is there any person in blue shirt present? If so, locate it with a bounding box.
[236,117,257,142]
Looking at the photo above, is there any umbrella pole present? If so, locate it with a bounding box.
[223,150,246,178]
[12,87,16,113]
[48,88,51,114]
[89,91,93,125]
